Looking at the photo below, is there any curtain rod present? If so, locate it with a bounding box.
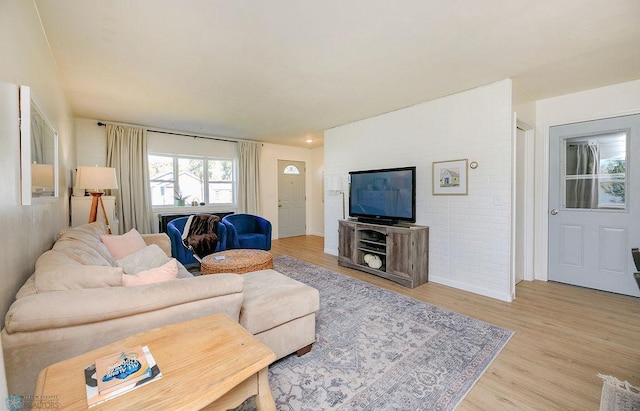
[96,121,252,144]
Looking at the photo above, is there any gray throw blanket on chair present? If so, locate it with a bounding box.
[181,214,220,261]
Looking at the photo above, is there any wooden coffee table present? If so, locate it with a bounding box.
[34,313,276,410]
[201,249,273,275]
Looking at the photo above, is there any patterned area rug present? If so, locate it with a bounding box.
[238,255,513,410]
[598,374,640,411]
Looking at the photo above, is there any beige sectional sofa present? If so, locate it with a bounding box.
[1,222,319,395]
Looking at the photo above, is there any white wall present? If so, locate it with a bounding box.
[75,118,109,168]
[325,80,514,301]
[309,146,325,237]
[512,80,536,128]
[534,79,640,281]
[0,0,75,397]
[75,118,324,237]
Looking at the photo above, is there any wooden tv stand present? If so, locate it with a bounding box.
[338,219,429,288]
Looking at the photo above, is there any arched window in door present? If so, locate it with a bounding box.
[283,164,300,175]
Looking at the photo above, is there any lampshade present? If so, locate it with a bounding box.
[75,166,118,192]
[31,163,54,189]
[327,175,344,192]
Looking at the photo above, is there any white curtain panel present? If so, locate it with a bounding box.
[237,141,261,214]
[566,143,599,209]
[106,124,153,233]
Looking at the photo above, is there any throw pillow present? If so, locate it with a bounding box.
[122,259,178,287]
[116,244,171,275]
[101,229,147,260]
[35,265,124,291]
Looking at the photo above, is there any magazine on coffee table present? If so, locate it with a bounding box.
[95,345,152,395]
[84,345,162,408]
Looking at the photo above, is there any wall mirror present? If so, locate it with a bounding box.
[20,85,59,205]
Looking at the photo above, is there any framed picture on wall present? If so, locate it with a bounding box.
[432,159,468,195]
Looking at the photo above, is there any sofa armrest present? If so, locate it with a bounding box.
[4,274,244,333]
[142,233,171,256]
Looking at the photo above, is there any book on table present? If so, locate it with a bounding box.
[95,345,151,394]
[84,345,162,408]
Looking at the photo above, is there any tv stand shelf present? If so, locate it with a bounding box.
[338,220,429,288]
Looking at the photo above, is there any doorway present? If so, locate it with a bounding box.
[548,114,640,297]
[514,125,533,285]
[278,160,306,238]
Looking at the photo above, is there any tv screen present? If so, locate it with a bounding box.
[348,166,416,224]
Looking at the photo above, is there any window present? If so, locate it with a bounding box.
[149,154,235,206]
[562,130,627,210]
[283,164,300,175]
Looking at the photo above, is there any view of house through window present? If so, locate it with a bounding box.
[562,130,627,210]
[149,154,235,206]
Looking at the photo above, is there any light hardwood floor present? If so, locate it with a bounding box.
[270,235,640,410]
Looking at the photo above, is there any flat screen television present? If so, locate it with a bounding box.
[348,166,416,225]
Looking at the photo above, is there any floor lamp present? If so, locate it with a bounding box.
[75,166,119,234]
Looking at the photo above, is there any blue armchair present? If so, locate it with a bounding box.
[167,216,227,267]
[221,214,272,250]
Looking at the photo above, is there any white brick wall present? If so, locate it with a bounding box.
[325,80,514,301]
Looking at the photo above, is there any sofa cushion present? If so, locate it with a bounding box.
[36,249,84,269]
[175,262,194,279]
[53,223,117,267]
[57,221,107,241]
[240,269,320,335]
[116,244,171,275]
[15,275,37,299]
[141,233,172,257]
[122,259,178,287]
[101,229,147,260]
[35,265,124,291]
[21,249,123,293]
[15,249,84,298]
[55,222,116,266]
[4,274,245,333]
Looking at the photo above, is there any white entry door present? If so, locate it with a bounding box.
[549,114,640,297]
[278,160,306,238]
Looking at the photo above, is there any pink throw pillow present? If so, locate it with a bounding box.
[122,259,178,287]
[101,229,147,260]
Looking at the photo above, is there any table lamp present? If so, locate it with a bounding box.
[75,166,118,234]
[31,162,54,196]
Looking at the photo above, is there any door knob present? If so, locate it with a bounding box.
[550,208,559,215]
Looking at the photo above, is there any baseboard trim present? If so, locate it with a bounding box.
[324,248,338,256]
[430,275,513,302]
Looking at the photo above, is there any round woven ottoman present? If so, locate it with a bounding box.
[200,249,274,275]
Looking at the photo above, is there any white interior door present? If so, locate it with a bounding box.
[549,114,640,297]
[278,160,306,238]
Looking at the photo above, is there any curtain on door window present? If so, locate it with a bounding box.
[566,143,599,209]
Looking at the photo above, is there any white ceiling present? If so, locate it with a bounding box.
[35,0,640,148]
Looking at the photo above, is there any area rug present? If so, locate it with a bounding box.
[238,255,514,410]
[598,374,640,411]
